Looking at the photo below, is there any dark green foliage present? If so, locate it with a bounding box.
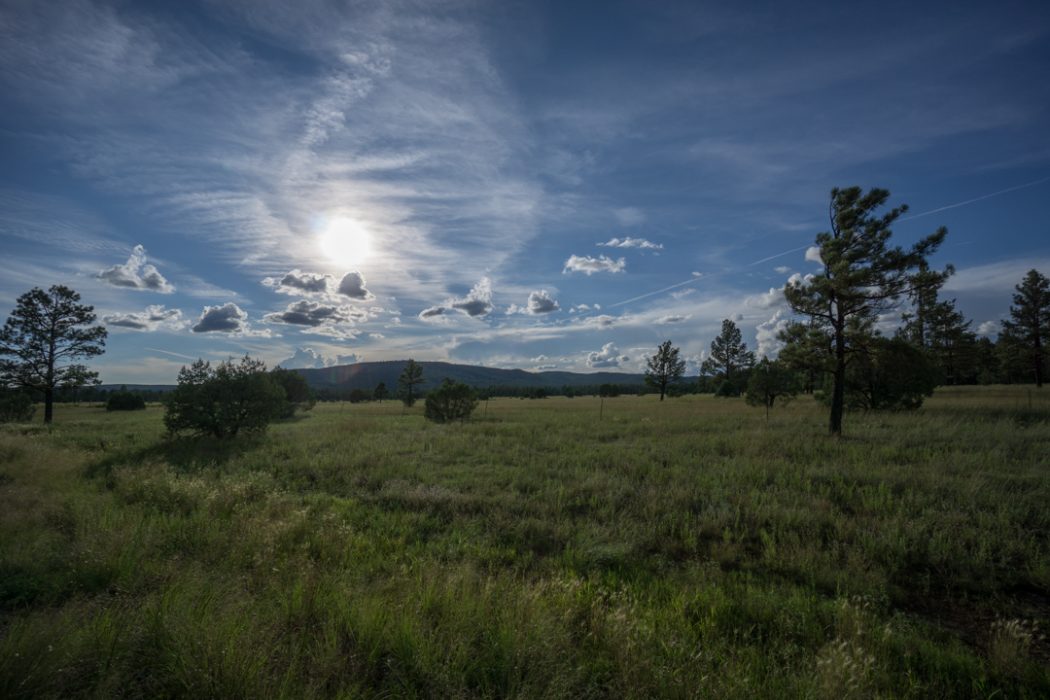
[702,319,754,396]
[398,359,425,407]
[746,358,799,416]
[1001,269,1050,387]
[0,388,35,423]
[645,340,686,401]
[270,368,316,418]
[834,337,938,411]
[424,379,478,422]
[105,390,146,412]
[784,187,949,434]
[373,381,388,402]
[0,286,107,423]
[163,356,286,438]
[598,383,620,397]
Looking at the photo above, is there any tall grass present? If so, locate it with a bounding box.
[1,387,1048,697]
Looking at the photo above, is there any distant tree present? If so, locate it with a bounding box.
[398,359,425,407]
[164,356,285,438]
[348,388,371,403]
[900,259,954,348]
[1000,269,1049,387]
[373,381,389,402]
[746,358,799,417]
[60,364,101,405]
[784,187,949,434]
[270,367,316,417]
[0,388,35,423]
[0,286,107,423]
[598,383,620,398]
[645,340,686,401]
[106,388,146,411]
[424,379,479,422]
[925,299,977,386]
[702,319,755,397]
[777,321,830,394]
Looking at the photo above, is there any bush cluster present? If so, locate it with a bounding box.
[424,379,478,423]
[106,390,146,411]
[0,389,35,423]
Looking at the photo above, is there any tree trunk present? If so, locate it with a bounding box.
[1035,333,1043,388]
[659,381,665,401]
[830,327,845,435]
[44,387,54,424]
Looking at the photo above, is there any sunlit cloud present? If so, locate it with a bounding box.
[96,245,174,293]
[563,254,626,275]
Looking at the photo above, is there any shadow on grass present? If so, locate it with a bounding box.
[85,433,267,480]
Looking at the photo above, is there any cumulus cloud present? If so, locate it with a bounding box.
[103,305,186,331]
[563,254,626,275]
[278,347,361,369]
[746,286,785,310]
[96,245,174,293]
[977,320,1000,337]
[263,269,331,295]
[613,207,645,226]
[191,302,269,336]
[756,310,790,359]
[264,300,367,327]
[774,265,792,274]
[597,237,663,250]
[805,246,823,265]
[569,303,601,313]
[586,342,629,368]
[419,305,449,320]
[450,277,494,317]
[513,289,559,314]
[337,271,374,300]
[656,314,690,324]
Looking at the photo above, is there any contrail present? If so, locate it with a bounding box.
[145,347,197,361]
[610,275,704,308]
[900,175,1050,221]
[748,244,812,267]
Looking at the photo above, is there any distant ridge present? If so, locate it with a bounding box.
[292,360,647,391]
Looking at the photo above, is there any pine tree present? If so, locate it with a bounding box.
[398,359,425,407]
[701,319,755,396]
[1001,269,1050,387]
[784,187,949,434]
[645,340,686,401]
[0,286,107,423]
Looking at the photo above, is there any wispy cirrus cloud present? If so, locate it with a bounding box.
[598,237,662,250]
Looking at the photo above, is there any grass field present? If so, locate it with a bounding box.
[1,387,1048,698]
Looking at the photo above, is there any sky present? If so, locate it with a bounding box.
[2,0,1049,383]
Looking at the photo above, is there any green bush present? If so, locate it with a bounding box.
[105,390,146,411]
[0,388,35,423]
[269,368,315,418]
[164,356,286,438]
[424,379,478,422]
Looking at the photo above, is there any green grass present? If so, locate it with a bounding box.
[1,387,1048,698]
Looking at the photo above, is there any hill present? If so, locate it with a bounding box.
[292,360,646,391]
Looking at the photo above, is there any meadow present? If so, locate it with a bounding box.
[1,387,1048,698]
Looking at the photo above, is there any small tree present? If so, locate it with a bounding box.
[702,319,755,397]
[1001,269,1049,387]
[746,358,799,418]
[645,340,686,401]
[164,356,286,438]
[424,379,478,422]
[0,286,107,423]
[784,187,949,434]
[60,364,101,405]
[837,337,938,411]
[373,381,389,402]
[270,367,316,417]
[398,359,425,407]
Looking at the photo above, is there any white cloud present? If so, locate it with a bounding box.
[774,265,792,274]
[263,299,369,327]
[96,245,174,293]
[613,207,645,226]
[944,259,1050,294]
[521,289,559,314]
[756,310,789,359]
[103,305,186,332]
[804,246,823,265]
[424,277,494,320]
[277,347,361,369]
[746,286,785,310]
[656,314,690,324]
[563,254,626,275]
[586,342,629,368]
[977,320,1000,337]
[670,288,696,299]
[263,269,331,295]
[597,237,663,250]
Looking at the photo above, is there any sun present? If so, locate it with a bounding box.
[318,217,373,268]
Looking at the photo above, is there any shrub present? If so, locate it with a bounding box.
[0,389,35,423]
[106,390,146,411]
[269,368,316,418]
[164,356,286,438]
[424,379,478,422]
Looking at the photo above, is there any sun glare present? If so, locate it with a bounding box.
[319,217,373,268]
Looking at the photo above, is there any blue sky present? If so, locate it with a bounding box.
[2,0,1049,383]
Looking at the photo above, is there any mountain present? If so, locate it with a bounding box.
[292,360,646,391]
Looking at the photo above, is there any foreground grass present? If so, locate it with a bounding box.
[1,387,1048,698]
